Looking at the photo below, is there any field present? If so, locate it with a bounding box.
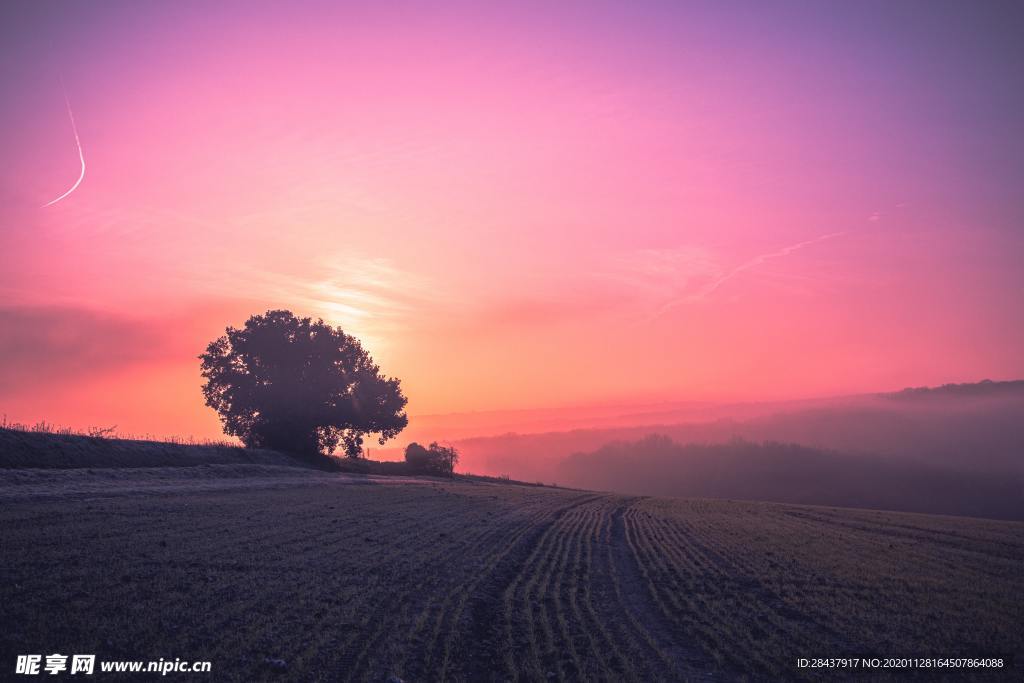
[1,464,1021,681]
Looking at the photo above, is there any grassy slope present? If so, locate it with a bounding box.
[0,427,303,469]
[1,467,1020,681]
[0,428,428,476]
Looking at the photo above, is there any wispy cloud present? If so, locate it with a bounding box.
[606,246,720,298]
[228,256,438,351]
[688,231,847,302]
[0,306,178,394]
[608,232,848,322]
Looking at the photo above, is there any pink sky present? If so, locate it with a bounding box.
[1,1,1022,440]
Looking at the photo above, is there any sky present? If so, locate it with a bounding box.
[1,0,1023,441]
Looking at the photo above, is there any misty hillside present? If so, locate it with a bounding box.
[454,379,1024,481]
[559,436,1024,521]
[886,378,1024,400]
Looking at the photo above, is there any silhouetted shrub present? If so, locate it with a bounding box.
[404,441,459,475]
[199,310,408,456]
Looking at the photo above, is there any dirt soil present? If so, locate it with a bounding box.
[1,468,1021,681]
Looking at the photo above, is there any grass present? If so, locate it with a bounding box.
[0,425,301,470]
[1,464,1020,681]
[0,415,239,447]
[0,426,556,485]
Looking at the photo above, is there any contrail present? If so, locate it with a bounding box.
[694,230,846,300]
[651,230,846,319]
[41,84,85,208]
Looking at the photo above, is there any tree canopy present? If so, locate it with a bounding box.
[404,441,459,475]
[199,310,408,456]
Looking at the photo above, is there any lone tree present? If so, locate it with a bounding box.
[199,310,408,456]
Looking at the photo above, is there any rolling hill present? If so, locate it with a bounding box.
[446,380,1024,518]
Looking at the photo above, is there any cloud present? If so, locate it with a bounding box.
[610,247,721,289]
[603,246,720,308]
[687,231,847,302]
[604,232,847,321]
[305,257,430,326]
[0,306,174,396]
[217,256,440,352]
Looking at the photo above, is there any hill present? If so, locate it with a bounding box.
[0,427,306,469]
[886,378,1024,400]
[448,380,1024,514]
[0,428,423,477]
[559,436,1024,520]
[1,463,1020,681]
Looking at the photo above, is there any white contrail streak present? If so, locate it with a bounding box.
[651,230,846,319]
[694,230,846,300]
[41,86,85,208]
